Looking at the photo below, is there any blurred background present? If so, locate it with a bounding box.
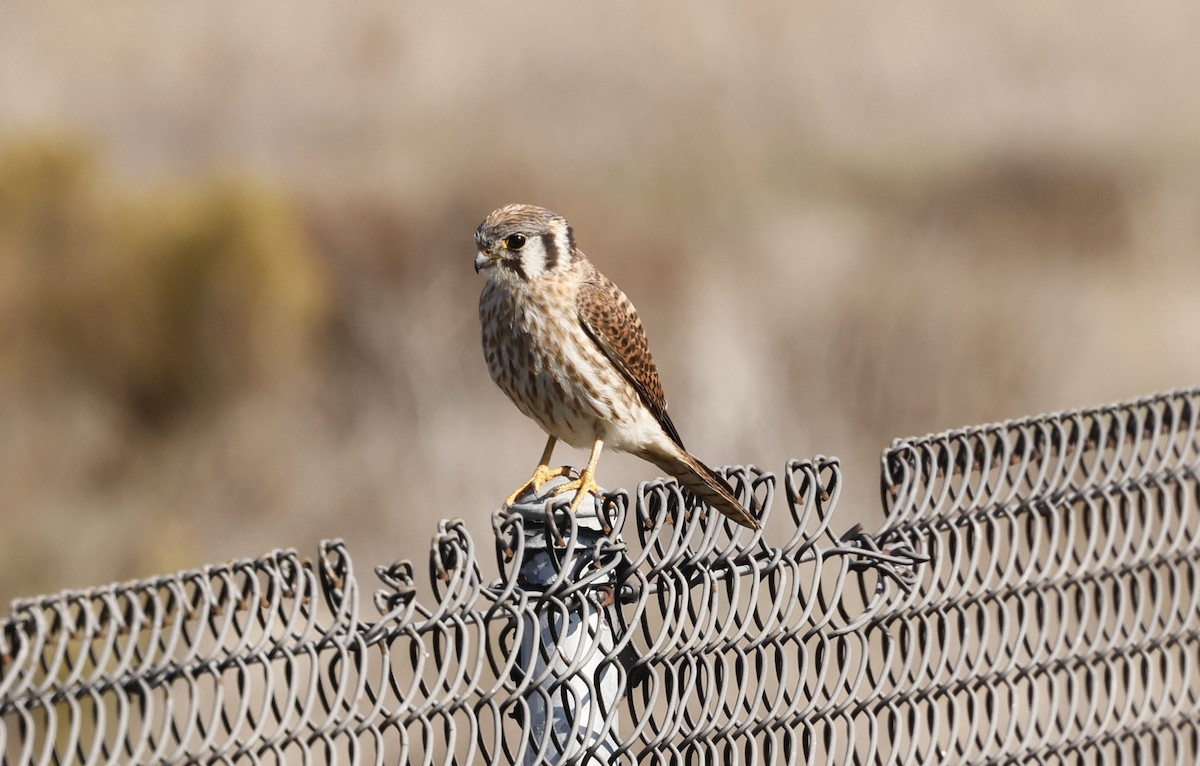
[2,1,1198,606]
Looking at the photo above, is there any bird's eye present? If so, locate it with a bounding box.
[504,233,526,250]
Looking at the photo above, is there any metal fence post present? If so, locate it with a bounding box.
[510,477,621,765]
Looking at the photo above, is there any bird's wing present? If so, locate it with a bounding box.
[576,273,685,449]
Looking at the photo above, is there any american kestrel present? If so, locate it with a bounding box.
[474,203,759,530]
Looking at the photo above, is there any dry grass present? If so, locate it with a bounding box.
[1,1,1199,606]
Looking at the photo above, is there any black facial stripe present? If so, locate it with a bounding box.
[541,233,559,271]
[501,259,527,280]
[566,225,578,261]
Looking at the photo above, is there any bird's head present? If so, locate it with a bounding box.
[474,204,577,282]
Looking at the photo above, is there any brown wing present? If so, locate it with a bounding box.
[576,273,685,448]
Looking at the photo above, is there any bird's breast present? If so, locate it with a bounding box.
[479,281,645,449]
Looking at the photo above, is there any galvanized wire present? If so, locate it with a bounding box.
[2,386,1198,764]
[873,386,1200,764]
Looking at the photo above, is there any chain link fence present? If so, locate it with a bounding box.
[3,387,1198,764]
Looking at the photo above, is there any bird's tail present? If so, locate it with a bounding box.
[643,445,760,530]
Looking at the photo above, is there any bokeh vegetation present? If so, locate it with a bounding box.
[0,136,328,428]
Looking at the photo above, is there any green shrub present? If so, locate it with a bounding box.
[0,135,329,426]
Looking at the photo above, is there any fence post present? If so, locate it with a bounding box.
[511,477,621,765]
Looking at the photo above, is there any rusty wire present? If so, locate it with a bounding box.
[2,386,1198,764]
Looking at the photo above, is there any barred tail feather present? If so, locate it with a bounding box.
[644,447,761,530]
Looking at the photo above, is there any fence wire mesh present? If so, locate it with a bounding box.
[2,386,1198,765]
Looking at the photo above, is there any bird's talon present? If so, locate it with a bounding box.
[503,463,572,507]
[550,473,602,512]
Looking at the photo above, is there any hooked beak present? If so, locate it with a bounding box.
[474,249,499,273]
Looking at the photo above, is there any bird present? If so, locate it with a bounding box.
[474,203,760,530]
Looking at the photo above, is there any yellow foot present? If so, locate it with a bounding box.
[550,471,602,512]
[503,464,572,508]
